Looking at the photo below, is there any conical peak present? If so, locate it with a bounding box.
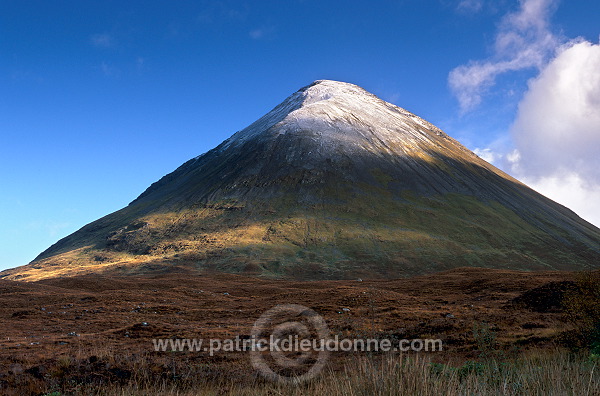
[10,79,600,282]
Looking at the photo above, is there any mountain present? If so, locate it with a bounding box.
[3,80,600,281]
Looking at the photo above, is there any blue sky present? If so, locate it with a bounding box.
[1,0,599,271]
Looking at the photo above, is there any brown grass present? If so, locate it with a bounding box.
[0,269,596,395]
[46,349,598,395]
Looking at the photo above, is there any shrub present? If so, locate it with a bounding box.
[472,321,499,360]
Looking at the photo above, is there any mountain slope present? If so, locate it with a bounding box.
[3,80,600,281]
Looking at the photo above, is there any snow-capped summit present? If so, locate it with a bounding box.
[224,79,447,152]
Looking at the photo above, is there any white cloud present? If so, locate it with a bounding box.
[506,39,600,227]
[473,147,498,164]
[510,40,600,181]
[506,149,521,164]
[457,0,483,14]
[451,1,600,227]
[449,0,559,112]
[90,33,113,48]
[522,172,600,227]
